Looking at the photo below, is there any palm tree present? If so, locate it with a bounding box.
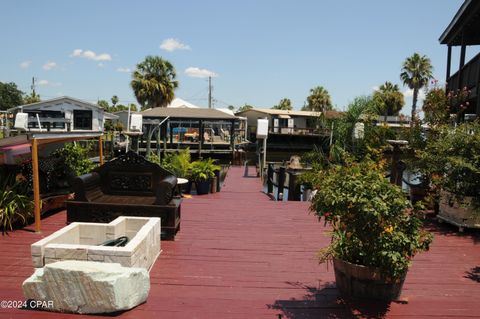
[131,56,178,156]
[372,82,404,122]
[272,98,293,110]
[400,53,433,124]
[303,86,332,112]
[131,56,178,110]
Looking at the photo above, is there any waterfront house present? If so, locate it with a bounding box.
[8,96,117,133]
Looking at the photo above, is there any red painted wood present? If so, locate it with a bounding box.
[0,166,479,318]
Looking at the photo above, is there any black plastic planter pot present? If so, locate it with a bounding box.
[195,180,211,195]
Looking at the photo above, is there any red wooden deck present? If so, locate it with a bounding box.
[0,166,479,318]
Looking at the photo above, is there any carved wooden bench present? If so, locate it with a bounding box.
[66,151,181,240]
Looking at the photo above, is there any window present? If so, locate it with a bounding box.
[27,111,65,129]
[73,110,92,130]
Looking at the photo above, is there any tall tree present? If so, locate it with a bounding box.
[111,95,119,109]
[237,104,253,113]
[0,82,24,110]
[97,100,109,109]
[131,56,178,110]
[372,82,404,121]
[303,86,332,112]
[23,92,41,104]
[272,98,292,110]
[400,53,433,124]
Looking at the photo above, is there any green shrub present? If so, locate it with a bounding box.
[0,183,33,232]
[160,148,192,178]
[311,159,432,279]
[52,143,95,177]
[190,158,220,182]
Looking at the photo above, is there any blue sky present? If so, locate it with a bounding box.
[1,0,474,115]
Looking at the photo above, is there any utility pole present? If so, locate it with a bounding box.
[31,77,36,96]
[208,76,212,109]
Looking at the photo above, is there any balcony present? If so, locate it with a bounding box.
[447,51,480,96]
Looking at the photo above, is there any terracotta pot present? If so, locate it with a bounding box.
[333,258,406,301]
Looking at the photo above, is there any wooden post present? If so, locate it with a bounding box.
[98,135,104,165]
[267,163,273,193]
[199,120,203,159]
[277,166,286,201]
[214,169,221,192]
[31,138,41,233]
[230,119,235,161]
[446,45,452,81]
[288,171,301,201]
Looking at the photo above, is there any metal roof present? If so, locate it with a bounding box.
[141,107,237,120]
[439,0,480,45]
[235,108,343,119]
[8,96,103,112]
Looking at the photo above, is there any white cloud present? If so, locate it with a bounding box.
[20,60,32,69]
[70,49,112,61]
[117,67,131,73]
[160,38,191,52]
[37,80,62,87]
[42,61,57,71]
[97,63,105,68]
[185,67,218,78]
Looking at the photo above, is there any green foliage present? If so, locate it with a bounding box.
[0,169,33,231]
[416,122,480,206]
[372,82,404,120]
[400,53,433,123]
[23,92,41,104]
[237,104,253,113]
[111,95,119,108]
[159,149,192,178]
[272,98,293,110]
[190,158,220,182]
[422,86,450,127]
[98,100,110,109]
[52,143,96,177]
[0,81,24,110]
[303,86,332,112]
[131,55,178,109]
[0,188,33,232]
[311,159,432,279]
[333,96,395,160]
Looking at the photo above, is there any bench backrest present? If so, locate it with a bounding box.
[94,151,174,197]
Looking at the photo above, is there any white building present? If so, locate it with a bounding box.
[8,96,117,132]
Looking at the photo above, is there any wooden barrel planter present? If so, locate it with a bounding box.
[333,258,406,301]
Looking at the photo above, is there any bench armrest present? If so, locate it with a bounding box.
[72,172,102,202]
[154,175,178,205]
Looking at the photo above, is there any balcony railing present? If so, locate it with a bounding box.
[447,51,480,92]
[270,126,329,136]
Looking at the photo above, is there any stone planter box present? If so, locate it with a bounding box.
[31,216,161,270]
[438,190,480,232]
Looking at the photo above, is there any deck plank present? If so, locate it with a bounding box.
[0,166,479,318]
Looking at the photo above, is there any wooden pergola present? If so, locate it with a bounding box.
[0,132,104,233]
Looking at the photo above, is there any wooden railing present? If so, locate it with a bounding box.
[270,126,329,136]
[447,51,480,92]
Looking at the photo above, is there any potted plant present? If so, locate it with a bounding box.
[190,158,220,195]
[417,121,480,231]
[311,159,432,300]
